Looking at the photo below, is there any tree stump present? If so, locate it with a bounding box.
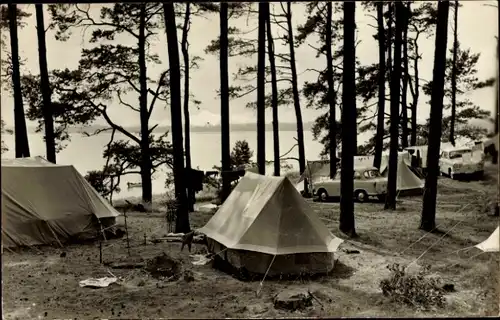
[274,289,313,311]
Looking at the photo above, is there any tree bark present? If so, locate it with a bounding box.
[496,1,499,137]
[266,5,280,177]
[219,3,231,201]
[138,4,153,205]
[8,4,30,158]
[257,3,267,175]
[387,2,393,82]
[401,5,409,149]
[339,0,357,238]
[163,3,190,233]
[326,2,337,179]
[373,2,386,170]
[285,2,306,184]
[35,4,56,164]
[384,1,403,211]
[181,3,195,211]
[449,0,459,146]
[420,0,450,232]
[410,14,420,147]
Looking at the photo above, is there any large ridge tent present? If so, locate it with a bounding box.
[295,151,423,193]
[2,157,121,248]
[475,226,499,252]
[198,172,343,276]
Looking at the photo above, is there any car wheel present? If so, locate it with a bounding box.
[317,189,329,202]
[355,190,368,203]
[476,170,484,179]
[448,168,454,179]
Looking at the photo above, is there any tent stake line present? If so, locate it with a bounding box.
[123,209,131,256]
[257,254,277,297]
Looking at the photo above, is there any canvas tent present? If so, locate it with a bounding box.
[475,227,499,252]
[198,172,343,276]
[372,151,424,192]
[296,151,423,192]
[2,157,120,248]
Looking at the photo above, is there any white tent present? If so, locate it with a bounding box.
[475,227,499,252]
[372,152,424,191]
[2,157,120,248]
[198,172,343,276]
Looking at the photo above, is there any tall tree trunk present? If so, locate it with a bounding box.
[373,2,386,170]
[420,0,450,231]
[181,3,194,211]
[257,3,267,175]
[409,13,419,147]
[8,4,30,158]
[387,3,393,82]
[266,6,280,177]
[449,0,459,146]
[285,2,307,185]
[138,5,153,205]
[163,3,190,233]
[326,2,337,178]
[219,3,231,201]
[35,4,56,163]
[496,1,499,137]
[340,0,357,238]
[401,5,409,149]
[384,1,403,211]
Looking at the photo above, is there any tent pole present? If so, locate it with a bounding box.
[46,223,63,248]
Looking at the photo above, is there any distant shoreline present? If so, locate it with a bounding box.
[11,122,315,135]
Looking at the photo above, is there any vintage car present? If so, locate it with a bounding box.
[439,146,484,179]
[311,167,388,202]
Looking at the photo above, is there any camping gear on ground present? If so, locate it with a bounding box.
[79,277,118,288]
[197,172,343,277]
[1,157,120,248]
[475,227,499,252]
[190,254,212,266]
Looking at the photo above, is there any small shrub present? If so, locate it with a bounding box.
[380,263,445,310]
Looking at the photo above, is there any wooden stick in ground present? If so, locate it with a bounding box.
[123,209,131,256]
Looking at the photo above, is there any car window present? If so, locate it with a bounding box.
[449,149,471,159]
[363,170,380,179]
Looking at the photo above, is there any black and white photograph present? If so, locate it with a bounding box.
[1,1,499,318]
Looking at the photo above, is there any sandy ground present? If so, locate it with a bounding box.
[2,164,499,319]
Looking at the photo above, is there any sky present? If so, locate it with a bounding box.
[0,2,498,130]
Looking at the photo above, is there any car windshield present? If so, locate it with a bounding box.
[449,149,471,159]
[363,170,380,179]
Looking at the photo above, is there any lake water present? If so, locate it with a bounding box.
[2,130,371,199]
